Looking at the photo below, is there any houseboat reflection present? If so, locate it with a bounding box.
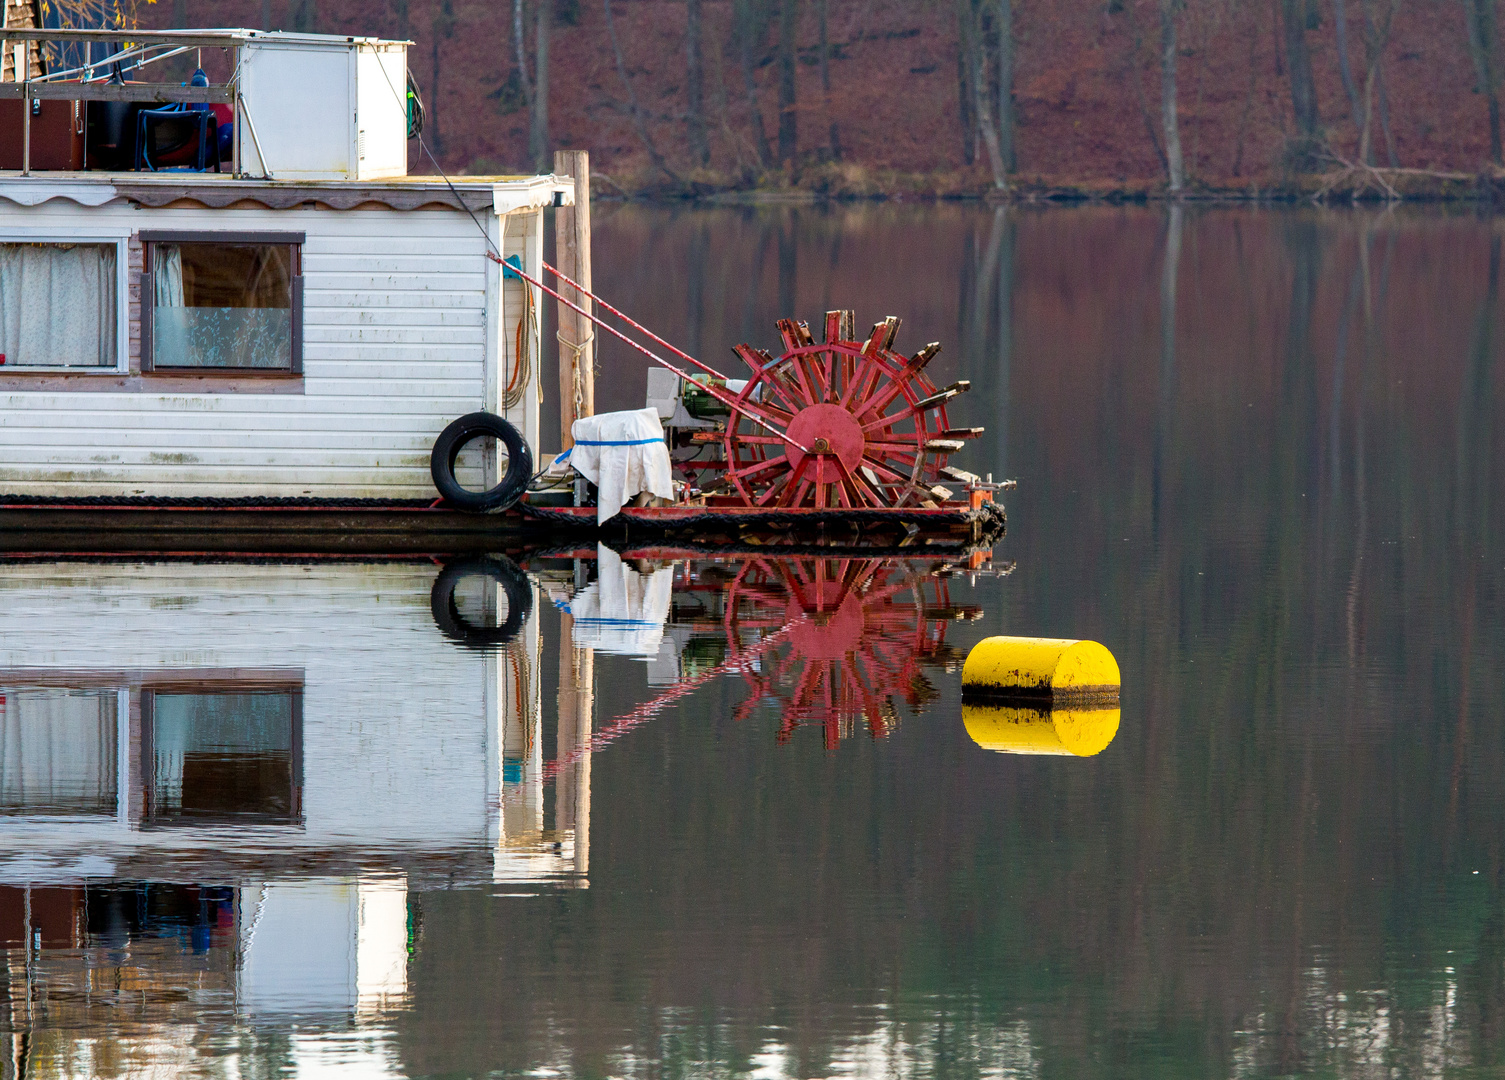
[0,556,587,1071]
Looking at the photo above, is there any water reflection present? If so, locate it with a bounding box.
[0,550,986,1075]
[2,203,1502,1077]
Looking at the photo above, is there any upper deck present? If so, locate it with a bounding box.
[0,26,514,187]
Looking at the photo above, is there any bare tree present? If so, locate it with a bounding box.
[603,0,681,183]
[1333,0,1363,128]
[430,0,455,152]
[817,0,840,159]
[1356,0,1401,167]
[735,0,773,169]
[958,0,1007,187]
[1464,0,1503,164]
[998,0,1016,173]
[777,0,798,166]
[1160,0,1184,191]
[1279,0,1321,161]
[957,0,977,164]
[687,0,710,166]
[533,0,552,171]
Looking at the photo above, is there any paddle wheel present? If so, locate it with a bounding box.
[720,556,978,747]
[713,312,978,509]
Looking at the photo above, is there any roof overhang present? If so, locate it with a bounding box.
[0,173,576,213]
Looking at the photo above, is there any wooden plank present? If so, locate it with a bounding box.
[303,307,484,327]
[0,82,235,103]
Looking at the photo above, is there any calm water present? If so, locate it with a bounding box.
[1,205,1502,1078]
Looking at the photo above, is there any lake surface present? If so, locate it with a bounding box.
[1,204,1502,1078]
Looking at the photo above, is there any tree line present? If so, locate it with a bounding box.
[478,0,1505,189]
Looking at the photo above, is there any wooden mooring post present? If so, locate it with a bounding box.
[554,149,594,450]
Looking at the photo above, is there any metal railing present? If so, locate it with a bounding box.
[0,28,271,175]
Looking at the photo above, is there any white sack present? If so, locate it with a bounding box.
[568,407,674,523]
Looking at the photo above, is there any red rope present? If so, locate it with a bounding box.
[491,252,810,454]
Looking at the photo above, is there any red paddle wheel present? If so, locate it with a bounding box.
[720,311,976,508]
[721,556,976,748]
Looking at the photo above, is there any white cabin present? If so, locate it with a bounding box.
[0,29,565,500]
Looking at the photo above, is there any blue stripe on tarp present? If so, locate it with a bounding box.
[571,437,665,446]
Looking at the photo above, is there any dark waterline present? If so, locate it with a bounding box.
[0,204,1502,1078]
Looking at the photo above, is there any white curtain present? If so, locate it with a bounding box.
[0,689,117,814]
[0,243,116,367]
[151,243,188,366]
[153,242,183,307]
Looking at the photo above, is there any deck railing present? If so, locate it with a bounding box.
[0,28,267,175]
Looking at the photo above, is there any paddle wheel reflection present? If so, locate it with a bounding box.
[622,554,995,749]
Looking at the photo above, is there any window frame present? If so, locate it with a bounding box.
[139,230,305,375]
[0,229,131,374]
[139,679,305,828]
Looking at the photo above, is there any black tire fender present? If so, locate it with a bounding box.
[430,556,534,648]
[431,412,533,512]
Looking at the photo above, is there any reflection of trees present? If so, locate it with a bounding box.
[395,207,1505,1079]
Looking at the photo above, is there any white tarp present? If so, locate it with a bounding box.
[569,544,673,658]
[565,407,673,523]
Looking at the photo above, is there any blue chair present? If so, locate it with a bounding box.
[134,70,221,172]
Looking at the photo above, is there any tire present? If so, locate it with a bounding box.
[431,412,533,512]
[430,556,534,648]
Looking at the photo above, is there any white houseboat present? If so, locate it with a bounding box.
[0,26,563,512]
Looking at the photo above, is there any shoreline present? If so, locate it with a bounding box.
[560,163,1505,206]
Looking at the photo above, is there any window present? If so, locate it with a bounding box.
[141,687,302,826]
[0,242,118,368]
[141,231,304,372]
[0,688,118,815]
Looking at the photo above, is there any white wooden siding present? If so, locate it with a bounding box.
[0,197,544,498]
[0,561,503,856]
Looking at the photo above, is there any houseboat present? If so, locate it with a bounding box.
[0,26,565,542]
[0,25,1006,551]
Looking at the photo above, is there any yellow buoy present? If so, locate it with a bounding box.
[961,636,1120,701]
[961,636,1122,756]
[962,702,1121,756]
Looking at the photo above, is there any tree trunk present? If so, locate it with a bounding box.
[514,0,535,124]
[262,0,273,30]
[736,0,773,169]
[1358,0,1401,167]
[997,0,1015,172]
[532,0,552,172]
[965,1,1007,188]
[687,0,709,166]
[1160,1,1184,191]
[777,0,798,167]
[957,2,975,165]
[817,0,839,160]
[391,0,408,40]
[604,0,681,183]
[1280,0,1320,144]
[1333,0,1363,129]
[1376,56,1399,165]
[1464,0,1503,165]
[430,1,451,152]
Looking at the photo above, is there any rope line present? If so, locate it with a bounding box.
[488,254,812,455]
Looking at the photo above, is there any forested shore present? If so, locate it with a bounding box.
[145,0,1505,200]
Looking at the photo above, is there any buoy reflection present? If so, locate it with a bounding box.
[961,702,1121,757]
